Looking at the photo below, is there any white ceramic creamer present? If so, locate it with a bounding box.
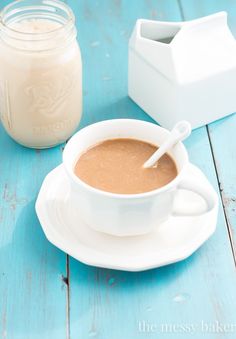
[128,12,236,129]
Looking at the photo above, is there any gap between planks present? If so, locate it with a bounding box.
[66,254,71,339]
[57,143,71,339]
[178,0,236,267]
[206,126,236,266]
[63,141,71,339]
[64,2,71,332]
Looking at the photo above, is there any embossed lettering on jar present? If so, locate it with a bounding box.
[0,0,82,148]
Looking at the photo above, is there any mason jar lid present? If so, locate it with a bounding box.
[0,0,77,52]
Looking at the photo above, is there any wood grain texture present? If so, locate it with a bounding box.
[0,128,68,339]
[67,1,236,338]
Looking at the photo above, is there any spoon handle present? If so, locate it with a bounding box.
[143,134,177,168]
[143,121,191,168]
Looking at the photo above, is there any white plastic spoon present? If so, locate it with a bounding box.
[143,121,191,168]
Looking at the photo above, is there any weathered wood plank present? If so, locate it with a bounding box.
[181,0,236,264]
[0,126,68,339]
[0,1,70,337]
[179,0,236,32]
[67,1,236,338]
[0,128,69,339]
[0,0,69,333]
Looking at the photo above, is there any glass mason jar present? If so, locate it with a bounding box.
[0,0,82,148]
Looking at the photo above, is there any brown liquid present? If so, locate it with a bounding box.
[74,138,178,194]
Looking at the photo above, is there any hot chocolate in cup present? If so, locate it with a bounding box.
[63,119,217,237]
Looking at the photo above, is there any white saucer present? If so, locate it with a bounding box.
[35,164,218,271]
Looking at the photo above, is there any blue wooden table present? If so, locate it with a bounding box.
[1,0,236,338]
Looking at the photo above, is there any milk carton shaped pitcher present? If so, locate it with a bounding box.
[128,12,236,129]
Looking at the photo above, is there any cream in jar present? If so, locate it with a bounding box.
[0,0,82,148]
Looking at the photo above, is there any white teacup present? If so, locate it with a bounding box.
[63,119,217,236]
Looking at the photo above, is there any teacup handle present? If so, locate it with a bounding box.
[172,177,218,216]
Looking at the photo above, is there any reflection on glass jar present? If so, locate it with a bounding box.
[0,0,82,148]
